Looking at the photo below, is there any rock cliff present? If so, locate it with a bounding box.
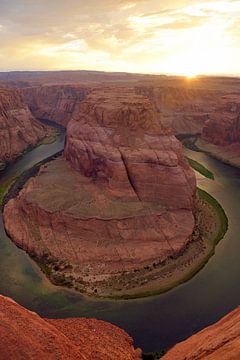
[196,94,240,167]
[0,295,141,360]
[135,86,219,135]
[3,88,197,296]
[202,94,240,146]
[22,85,92,126]
[65,88,196,208]
[162,307,240,360]
[0,88,45,166]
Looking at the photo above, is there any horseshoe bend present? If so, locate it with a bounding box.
[3,87,226,298]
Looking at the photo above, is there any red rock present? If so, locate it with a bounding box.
[22,85,91,126]
[202,94,240,146]
[0,295,141,360]
[0,87,46,164]
[135,86,218,135]
[65,88,196,209]
[3,88,196,296]
[162,307,240,360]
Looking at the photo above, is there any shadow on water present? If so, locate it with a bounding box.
[0,135,239,352]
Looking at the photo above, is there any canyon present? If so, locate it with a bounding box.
[2,72,240,166]
[0,87,46,169]
[3,87,199,297]
[22,85,92,126]
[1,71,239,358]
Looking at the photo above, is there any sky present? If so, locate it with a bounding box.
[0,0,240,76]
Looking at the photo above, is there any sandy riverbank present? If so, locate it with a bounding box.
[195,138,240,168]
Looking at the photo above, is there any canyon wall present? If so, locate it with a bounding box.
[4,88,196,296]
[202,94,240,146]
[0,295,141,360]
[135,86,220,135]
[195,93,240,167]
[0,88,45,166]
[22,85,92,126]
[163,307,240,360]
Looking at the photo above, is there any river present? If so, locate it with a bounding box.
[0,133,239,353]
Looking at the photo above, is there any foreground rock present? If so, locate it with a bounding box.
[162,307,240,360]
[0,295,141,360]
[0,88,45,168]
[4,88,197,297]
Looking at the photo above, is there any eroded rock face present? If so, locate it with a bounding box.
[65,88,196,209]
[22,85,92,126]
[202,94,240,146]
[0,295,141,360]
[0,88,45,164]
[135,86,219,135]
[194,94,240,167]
[3,88,196,296]
[162,307,240,360]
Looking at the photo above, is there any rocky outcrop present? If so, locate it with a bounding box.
[3,88,196,296]
[162,307,240,360]
[195,94,240,167]
[202,94,240,146]
[22,85,92,126]
[0,295,141,360]
[135,86,219,135]
[65,88,196,208]
[0,88,45,166]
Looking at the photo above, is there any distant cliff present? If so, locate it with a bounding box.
[135,86,219,135]
[22,85,92,126]
[0,87,45,166]
[202,94,240,146]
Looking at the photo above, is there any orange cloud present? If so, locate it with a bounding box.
[0,0,239,75]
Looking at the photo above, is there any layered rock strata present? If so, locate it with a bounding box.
[163,307,240,360]
[22,85,92,126]
[4,88,197,296]
[0,295,141,360]
[0,88,45,166]
[135,86,220,135]
[197,94,240,167]
[202,94,240,146]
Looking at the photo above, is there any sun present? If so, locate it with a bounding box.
[185,72,198,80]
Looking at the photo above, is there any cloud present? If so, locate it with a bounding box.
[0,0,239,75]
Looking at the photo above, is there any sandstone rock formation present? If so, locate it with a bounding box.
[0,88,46,166]
[0,295,141,360]
[202,94,240,146]
[196,94,240,167]
[162,307,240,360]
[4,88,196,296]
[135,86,219,135]
[22,85,92,126]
